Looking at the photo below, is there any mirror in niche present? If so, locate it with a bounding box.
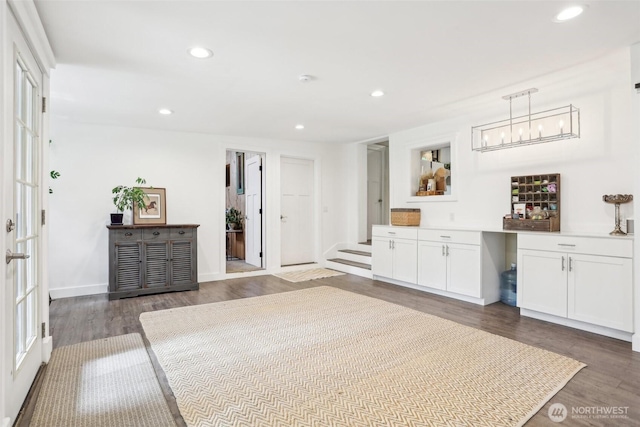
[416,145,451,196]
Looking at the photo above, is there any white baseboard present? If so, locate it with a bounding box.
[520,309,632,342]
[49,283,107,299]
[42,336,52,363]
[2,417,11,427]
[373,275,488,305]
[198,273,221,283]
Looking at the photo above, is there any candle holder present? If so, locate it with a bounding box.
[602,194,633,236]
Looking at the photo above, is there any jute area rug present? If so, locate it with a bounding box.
[140,287,585,427]
[273,268,345,282]
[30,333,176,427]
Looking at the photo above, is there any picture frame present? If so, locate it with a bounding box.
[133,187,166,225]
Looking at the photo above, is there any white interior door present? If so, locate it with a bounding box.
[367,148,384,240]
[280,157,314,266]
[3,13,44,422]
[245,155,263,268]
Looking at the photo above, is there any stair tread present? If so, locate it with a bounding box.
[358,240,372,246]
[328,258,372,270]
[338,249,372,257]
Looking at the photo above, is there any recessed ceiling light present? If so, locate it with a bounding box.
[158,108,173,115]
[554,5,584,22]
[371,90,385,97]
[188,47,213,59]
[295,124,305,130]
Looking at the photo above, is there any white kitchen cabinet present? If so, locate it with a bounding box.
[371,238,394,278]
[371,226,418,283]
[417,240,447,291]
[518,234,633,333]
[447,243,482,298]
[518,249,567,317]
[568,254,632,332]
[416,230,501,304]
[418,240,481,298]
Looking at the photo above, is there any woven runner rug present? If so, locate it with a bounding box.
[30,333,176,427]
[273,268,345,282]
[140,287,585,427]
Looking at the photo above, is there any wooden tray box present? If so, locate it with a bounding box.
[503,216,560,232]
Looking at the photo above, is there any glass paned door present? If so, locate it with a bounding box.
[13,54,40,369]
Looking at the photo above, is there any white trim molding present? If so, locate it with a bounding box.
[49,283,107,299]
[7,0,56,73]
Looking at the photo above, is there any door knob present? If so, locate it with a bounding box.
[280,215,287,220]
[6,249,30,264]
[6,219,15,232]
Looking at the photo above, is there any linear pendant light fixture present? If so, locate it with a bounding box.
[471,88,579,152]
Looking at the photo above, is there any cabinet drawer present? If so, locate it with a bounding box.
[143,228,170,241]
[113,229,142,242]
[170,228,193,239]
[418,229,481,245]
[518,234,632,258]
[372,226,417,240]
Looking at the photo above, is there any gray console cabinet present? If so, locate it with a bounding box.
[107,224,199,299]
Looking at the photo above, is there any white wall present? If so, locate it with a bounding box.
[388,49,635,235]
[48,121,347,297]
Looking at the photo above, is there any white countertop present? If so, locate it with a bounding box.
[372,224,635,240]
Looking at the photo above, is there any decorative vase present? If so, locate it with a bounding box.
[602,194,633,236]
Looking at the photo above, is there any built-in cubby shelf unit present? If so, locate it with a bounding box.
[504,173,561,232]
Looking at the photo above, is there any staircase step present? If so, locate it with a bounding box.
[327,258,371,270]
[338,249,372,257]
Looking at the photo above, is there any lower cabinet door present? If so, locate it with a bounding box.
[144,242,169,288]
[518,249,567,317]
[446,243,481,298]
[392,238,418,284]
[417,240,447,290]
[114,242,142,291]
[568,254,633,332]
[372,238,393,278]
[171,240,195,285]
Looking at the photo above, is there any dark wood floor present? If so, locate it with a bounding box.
[21,274,640,426]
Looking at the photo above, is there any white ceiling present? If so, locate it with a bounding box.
[34,1,640,144]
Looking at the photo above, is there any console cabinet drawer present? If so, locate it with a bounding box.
[518,234,632,258]
[113,229,142,242]
[372,225,418,240]
[418,229,481,245]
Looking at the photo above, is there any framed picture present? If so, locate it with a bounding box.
[133,187,166,225]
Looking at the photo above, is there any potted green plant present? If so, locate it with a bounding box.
[226,207,243,230]
[111,177,148,225]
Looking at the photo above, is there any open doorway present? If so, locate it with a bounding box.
[366,141,389,242]
[226,150,265,273]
